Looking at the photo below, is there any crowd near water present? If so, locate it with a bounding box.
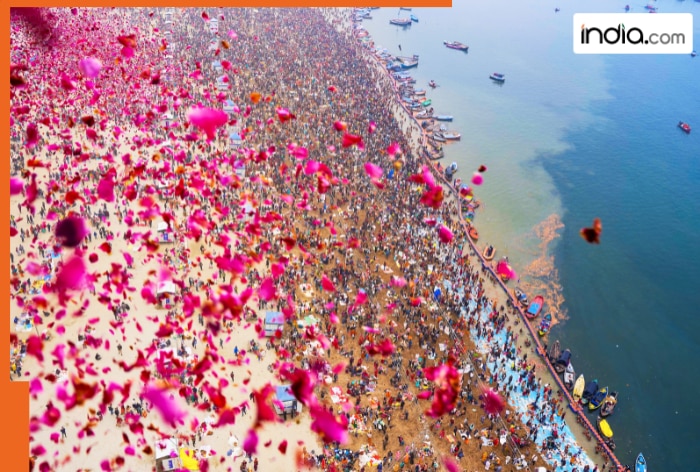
[9,7,641,472]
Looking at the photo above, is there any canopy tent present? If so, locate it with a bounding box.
[157,221,174,243]
[157,282,178,308]
[154,437,180,471]
[223,99,236,113]
[264,311,284,337]
[157,281,177,295]
[296,315,319,329]
[229,132,243,147]
[274,385,299,417]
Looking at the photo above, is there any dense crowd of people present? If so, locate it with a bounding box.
[11,7,608,472]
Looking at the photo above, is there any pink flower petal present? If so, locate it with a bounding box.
[10,177,24,195]
[321,274,336,292]
[142,382,187,426]
[310,405,349,444]
[186,107,228,141]
[364,162,383,180]
[56,255,87,292]
[258,277,277,301]
[97,176,115,202]
[243,428,258,455]
[79,57,102,78]
[55,216,88,248]
[437,225,454,244]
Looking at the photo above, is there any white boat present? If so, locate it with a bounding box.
[563,363,575,390]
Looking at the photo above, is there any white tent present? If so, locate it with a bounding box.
[154,437,180,471]
[157,281,177,296]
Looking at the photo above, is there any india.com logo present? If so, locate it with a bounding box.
[581,23,686,45]
[573,13,693,54]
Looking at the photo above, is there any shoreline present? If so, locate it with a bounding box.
[344,10,624,472]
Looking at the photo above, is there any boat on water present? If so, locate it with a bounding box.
[432,134,446,143]
[538,313,552,337]
[434,115,453,122]
[489,72,505,82]
[441,132,461,140]
[483,245,496,261]
[410,14,419,22]
[390,18,412,26]
[443,41,469,52]
[563,363,575,390]
[636,453,647,472]
[625,4,630,11]
[399,6,412,10]
[415,110,432,119]
[421,99,432,107]
[553,349,571,374]
[597,417,614,439]
[546,339,559,360]
[515,288,529,307]
[525,295,544,319]
[588,386,608,411]
[428,80,437,88]
[468,226,479,241]
[600,391,618,417]
[692,50,697,57]
[581,379,599,405]
[644,4,657,12]
[445,162,458,179]
[413,89,426,96]
[679,121,691,133]
[572,374,585,399]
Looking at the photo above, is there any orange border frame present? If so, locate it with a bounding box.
[5,1,449,470]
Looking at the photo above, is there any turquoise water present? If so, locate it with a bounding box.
[360,1,700,469]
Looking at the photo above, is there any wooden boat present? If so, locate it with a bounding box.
[421,99,432,107]
[588,386,608,411]
[581,379,598,405]
[399,6,412,10]
[428,80,437,88]
[410,14,419,22]
[483,245,496,261]
[563,362,575,390]
[434,115,453,121]
[444,41,469,52]
[441,132,461,140]
[413,89,426,96]
[538,313,552,337]
[489,72,505,82]
[525,295,543,319]
[415,110,432,119]
[553,349,571,374]
[468,226,479,241]
[678,121,691,133]
[432,134,446,143]
[597,417,613,439]
[692,50,697,57]
[572,374,585,400]
[546,339,559,361]
[390,18,412,26]
[600,390,618,417]
[636,453,647,472]
[515,288,529,307]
